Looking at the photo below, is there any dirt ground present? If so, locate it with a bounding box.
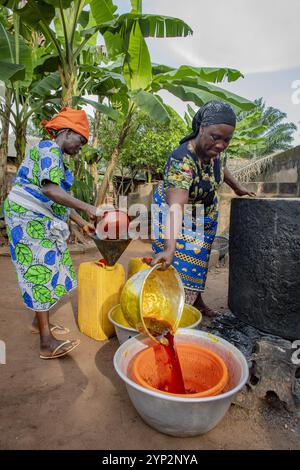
[0,240,299,450]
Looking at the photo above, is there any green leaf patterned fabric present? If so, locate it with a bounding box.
[49,166,63,184]
[54,284,67,298]
[15,243,33,266]
[51,203,68,217]
[69,265,76,280]
[4,199,10,212]
[30,147,40,162]
[62,250,72,266]
[32,162,39,177]
[32,285,52,303]
[9,202,27,214]
[3,198,12,217]
[30,175,40,186]
[12,141,73,223]
[40,239,54,248]
[50,147,62,158]
[5,140,77,311]
[6,225,11,242]
[26,220,45,239]
[24,265,52,284]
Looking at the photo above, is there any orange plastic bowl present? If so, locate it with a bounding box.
[130,343,229,398]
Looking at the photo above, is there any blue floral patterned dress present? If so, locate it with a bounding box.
[4,140,77,312]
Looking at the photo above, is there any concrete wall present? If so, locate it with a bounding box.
[126,147,300,237]
[218,145,300,235]
[253,145,300,186]
[127,182,158,211]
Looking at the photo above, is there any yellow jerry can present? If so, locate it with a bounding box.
[78,260,126,340]
[127,257,152,278]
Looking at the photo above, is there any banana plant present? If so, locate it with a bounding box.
[0,15,63,165]
[0,0,195,205]
[83,0,255,203]
[0,0,193,107]
[88,59,255,205]
[0,0,256,205]
[0,6,13,203]
[0,86,12,204]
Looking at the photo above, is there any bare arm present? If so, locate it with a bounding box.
[69,209,96,236]
[42,182,97,219]
[224,167,256,197]
[69,210,88,228]
[151,188,189,269]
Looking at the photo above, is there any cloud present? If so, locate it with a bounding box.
[142,0,300,74]
[113,1,300,145]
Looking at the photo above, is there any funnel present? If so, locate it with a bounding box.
[91,235,131,266]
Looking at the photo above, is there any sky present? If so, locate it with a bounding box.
[115,0,300,145]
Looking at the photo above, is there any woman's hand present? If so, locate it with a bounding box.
[84,204,98,221]
[82,223,96,236]
[224,168,256,197]
[151,249,175,271]
[70,210,96,236]
[234,186,256,197]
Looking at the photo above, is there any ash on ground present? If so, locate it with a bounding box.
[200,309,300,414]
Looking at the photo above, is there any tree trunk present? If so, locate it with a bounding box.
[89,163,98,185]
[96,114,132,207]
[92,108,101,149]
[15,121,27,167]
[89,108,101,187]
[89,102,102,188]
[96,146,121,206]
[60,66,77,108]
[0,88,12,204]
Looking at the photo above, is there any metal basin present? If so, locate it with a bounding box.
[120,264,185,344]
[109,304,202,345]
[114,329,249,436]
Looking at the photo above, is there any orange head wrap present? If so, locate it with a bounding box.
[42,107,89,142]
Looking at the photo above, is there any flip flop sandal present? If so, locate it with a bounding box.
[31,324,70,335]
[40,339,80,360]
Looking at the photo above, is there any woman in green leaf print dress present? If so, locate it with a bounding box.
[4,108,98,359]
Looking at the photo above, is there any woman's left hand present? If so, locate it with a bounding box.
[82,223,96,236]
[234,186,256,197]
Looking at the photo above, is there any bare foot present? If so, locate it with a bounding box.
[193,294,218,317]
[195,303,217,317]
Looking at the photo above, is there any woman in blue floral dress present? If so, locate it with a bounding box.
[4,108,97,359]
[152,101,255,316]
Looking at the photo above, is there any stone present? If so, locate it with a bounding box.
[279,182,298,195]
[228,198,300,340]
[249,338,300,412]
[224,253,229,268]
[262,182,278,194]
[208,249,220,269]
[202,309,300,413]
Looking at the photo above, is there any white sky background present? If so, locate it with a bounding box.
[115,0,300,145]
